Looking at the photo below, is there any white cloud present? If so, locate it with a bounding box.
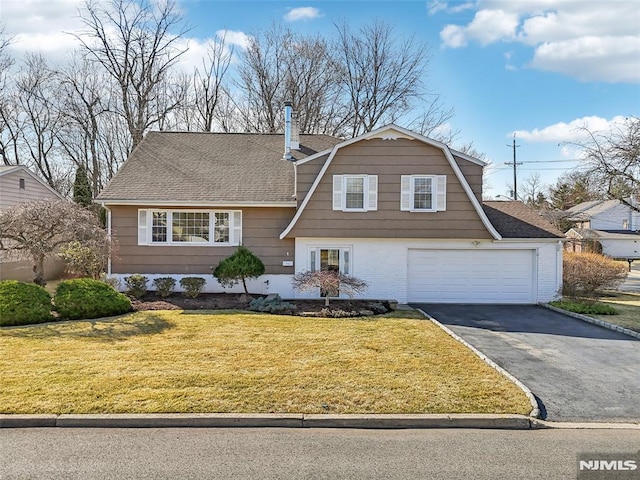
[284,7,322,22]
[1,0,85,58]
[435,0,640,83]
[513,116,628,143]
[216,30,251,50]
[531,36,640,83]
[441,9,518,47]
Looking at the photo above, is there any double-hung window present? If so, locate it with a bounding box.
[138,210,241,246]
[332,174,378,212]
[401,175,447,212]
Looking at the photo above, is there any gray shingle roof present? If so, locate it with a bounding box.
[97,132,340,203]
[483,201,564,238]
[565,199,621,220]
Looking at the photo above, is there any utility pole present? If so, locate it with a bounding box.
[505,133,522,200]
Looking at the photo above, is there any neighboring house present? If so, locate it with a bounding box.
[564,199,640,260]
[0,165,67,281]
[97,120,564,304]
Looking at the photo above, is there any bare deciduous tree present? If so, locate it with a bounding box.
[192,35,233,132]
[75,0,190,148]
[15,53,69,191]
[334,20,428,137]
[520,173,547,207]
[573,116,640,212]
[0,200,109,284]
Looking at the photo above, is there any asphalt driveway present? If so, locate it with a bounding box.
[412,304,640,423]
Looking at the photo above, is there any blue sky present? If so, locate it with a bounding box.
[2,0,639,198]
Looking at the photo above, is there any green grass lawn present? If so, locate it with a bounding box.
[595,292,640,333]
[0,310,531,415]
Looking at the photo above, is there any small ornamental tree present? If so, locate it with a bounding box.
[0,200,110,285]
[292,270,368,306]
[212,246,265,295]
[563,252,627,299]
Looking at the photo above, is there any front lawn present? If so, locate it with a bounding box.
[0,310,531,415]
[596,292,640,333]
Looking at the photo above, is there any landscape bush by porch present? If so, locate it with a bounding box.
[0,280,53,326]
[179,277,206,298]
[212,246,265,295]
[54,278,132,320]
[152,277,176,298]
[293,270,368,306]
[124,274,149,298]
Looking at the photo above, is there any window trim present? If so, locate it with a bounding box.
[138,209,242,246]
[308,246,353,275]
[332,174,378,212]
[401,175,446,212]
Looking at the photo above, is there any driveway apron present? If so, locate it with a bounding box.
[412,304,640,423]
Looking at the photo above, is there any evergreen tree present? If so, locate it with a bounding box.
[212,246,265,295]
[73,165,93,207]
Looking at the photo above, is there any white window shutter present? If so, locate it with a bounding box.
[332,175,343,210]
[367,175,378,211]
[400,175,411,211]
[138,210,148,245]
[232,211,242,245]
[436,175,447,211]
[310,250,316,272]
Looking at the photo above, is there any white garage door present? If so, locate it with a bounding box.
[407,249,535,303]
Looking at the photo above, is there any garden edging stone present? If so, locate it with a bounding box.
[540,303,640,340]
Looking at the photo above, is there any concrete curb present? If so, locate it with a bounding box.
[0,413,536,429]
[2,413,637,430]
[540,303,640,340]
[532,419,640,430]
[415,309,541,419]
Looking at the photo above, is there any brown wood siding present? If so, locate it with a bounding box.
[110,206,295,274]
[296,154,329,206]
[288,138,492,239]
[453,155,483,202]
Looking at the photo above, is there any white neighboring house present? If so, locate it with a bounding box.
[565,198,640,261]
[0,165,67,281]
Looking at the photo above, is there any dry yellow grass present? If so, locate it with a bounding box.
[596,292,640,333]
[0,310,531,415]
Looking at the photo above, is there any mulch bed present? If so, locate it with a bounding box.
[130,293,392,317]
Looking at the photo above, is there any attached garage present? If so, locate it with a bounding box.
[407,249,536,303]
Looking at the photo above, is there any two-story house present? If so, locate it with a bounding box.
[97,118,564,304]
[565,199,640,260]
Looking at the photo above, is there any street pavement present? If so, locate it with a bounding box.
[1,427,639,479]
[413,304,640,423]
[619,262,640,292]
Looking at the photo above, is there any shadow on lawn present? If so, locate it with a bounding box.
[1,314,174,341]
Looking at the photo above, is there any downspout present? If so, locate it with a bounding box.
[102,203,112,276]
[293,161,298,201]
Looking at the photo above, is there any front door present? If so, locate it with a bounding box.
[310,247,351,298]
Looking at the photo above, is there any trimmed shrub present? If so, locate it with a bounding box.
[124,274,149,299]
[212,246,265,294]
[249,295,297,314]
[153,277,176,298]
[54,278,131,320]
[563,252,627,298]
[180,277,206,298]
[0,280,53,326]
[549,300,618,315]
